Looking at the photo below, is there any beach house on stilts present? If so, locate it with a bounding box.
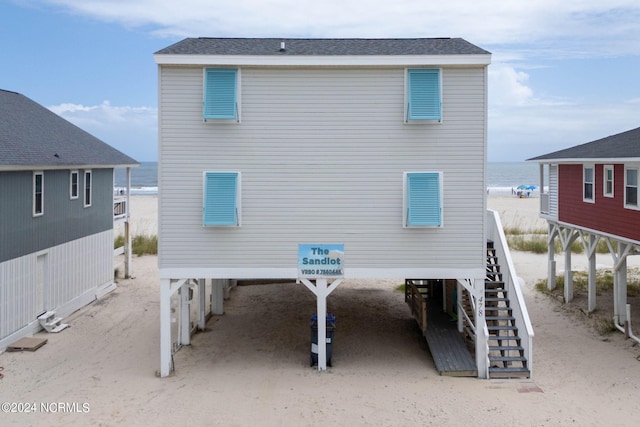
[154,38,533,379]
[0,89,137,351]
[529,127,640,342]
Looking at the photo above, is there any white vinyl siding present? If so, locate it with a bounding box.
[203,172,241,226]
[583,165,594,203]
[403,172,443,227]
[33,172,43,217]
[603,165,614,198]
[203,68,239,121]
[625,166,638,209]
[158,66,486,272]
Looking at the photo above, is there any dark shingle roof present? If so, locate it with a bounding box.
[528,127,640,162]
[0,89,138,169]
[155,37,490,56]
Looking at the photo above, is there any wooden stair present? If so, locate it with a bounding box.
[38,311,68,333]
[485,241,530,379]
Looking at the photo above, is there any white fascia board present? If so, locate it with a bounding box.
[159,267,485,280]
[0,163,139,172]
[530,158,640,164]
[154,54,491,67]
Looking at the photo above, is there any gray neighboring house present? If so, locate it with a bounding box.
[0,89,138,350]
[154,38,533,379]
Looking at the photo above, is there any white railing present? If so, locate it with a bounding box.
[486,209,535,377]
[540,193,549,215]
[113,196,127,221]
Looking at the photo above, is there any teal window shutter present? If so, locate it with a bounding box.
[204,69,237,120]
[407,69,441,121]
[204,172,239,226]
[407,172,441,226]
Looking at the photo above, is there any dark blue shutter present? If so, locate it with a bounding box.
[407,172,441,226]
[408,69,441,121]
[204,172,238,226]
[204,69,237,120]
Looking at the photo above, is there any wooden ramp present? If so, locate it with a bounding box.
[425,307,477,377]
[405,279,477,377]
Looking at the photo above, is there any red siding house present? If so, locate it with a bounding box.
[529,127,640,342]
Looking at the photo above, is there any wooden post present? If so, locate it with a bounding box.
[160,278,172,377]
[474,278,488,379]
[547,225,556,291]
[124,167,132,278]
[300,278,342,372]
[316,278,328,371]
[179,283,191,346]
[586,235,597,313]
[212,279,224,315]
[198,278,206,330]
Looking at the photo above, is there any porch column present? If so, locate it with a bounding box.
[198,278,206,330]
[179,282,191,346]
[564,249,573,303]
[586,235,598,313]
[615,253,628,326]
[547,225,556,291]
[212,279,224,315]
[474,278,488,379]
[124,167,133,278]
[160,278,172,377]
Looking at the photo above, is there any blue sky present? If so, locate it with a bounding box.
[1,1,639,162]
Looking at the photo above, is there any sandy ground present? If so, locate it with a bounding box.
[2,195,640,426]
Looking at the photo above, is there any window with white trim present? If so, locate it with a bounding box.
[204,68,240,122]
[405,69,442,123]
[403,172,443,227]
[583,166,594,203]
[603,165,614,198]
[33,171,43,216]
[203,171,241,226]
[625,167,638,209]
[70,170,79,199]
[84,170,92,207]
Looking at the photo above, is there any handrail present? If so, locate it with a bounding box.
[486,209,535,377]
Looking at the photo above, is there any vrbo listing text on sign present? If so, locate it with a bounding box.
[298,244,344,278]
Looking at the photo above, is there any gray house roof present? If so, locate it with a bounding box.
[0,89,138,170]
[528,126,640,162]
[155,37,490,56]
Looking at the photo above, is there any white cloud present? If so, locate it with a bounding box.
[44,0,640,56]
[48,101,158,161]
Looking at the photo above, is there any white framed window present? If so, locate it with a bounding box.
[84,170,92,208]
[404,68,442,123]
[203,171,241,226]
[33,171,44,217]
[625,166,638,209]
[70,170,79,199]
[203,68,241,122]
[403,172,443,227]
[583,165,594,203]
[603,165,614,198]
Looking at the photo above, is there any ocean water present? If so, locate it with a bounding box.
[115,161,543,196]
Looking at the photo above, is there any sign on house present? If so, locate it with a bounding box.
[298,244,344,279]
